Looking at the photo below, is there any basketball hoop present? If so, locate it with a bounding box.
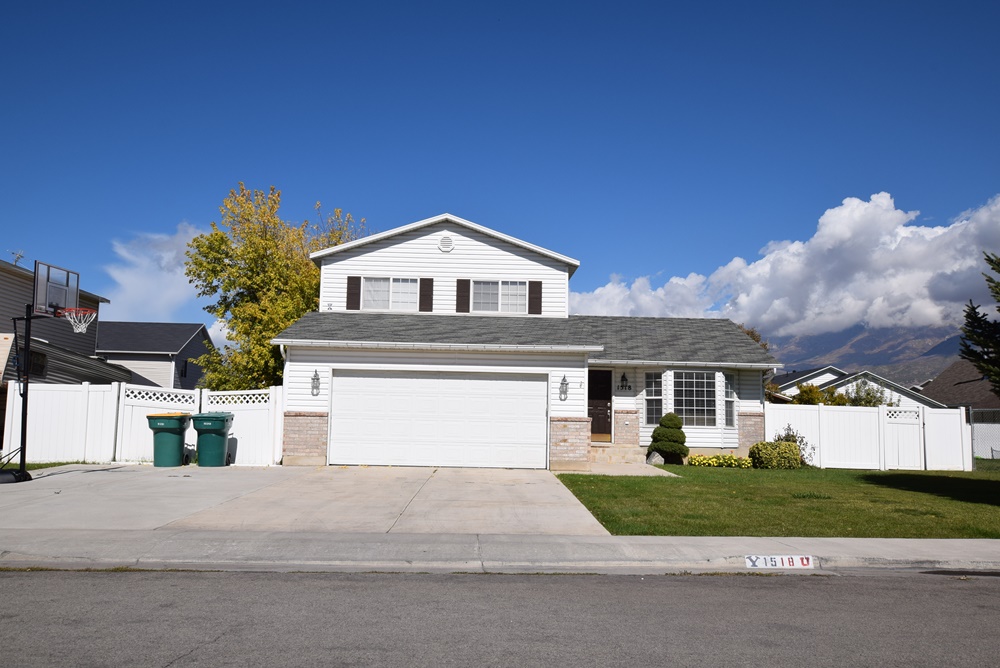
[61,307,97,334]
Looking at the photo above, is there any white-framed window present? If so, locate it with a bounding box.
[362,277,418,311]
[645,372,662,425]
[673,371,716,427]
[472,280,527,313]
[391,278,418,311]
[724,373,736,428]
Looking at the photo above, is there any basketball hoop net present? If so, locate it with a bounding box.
[61,307,97,334]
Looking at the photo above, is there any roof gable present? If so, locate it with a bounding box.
[822,370,947,408]
[310,213,580,276]
[772,365,847,390]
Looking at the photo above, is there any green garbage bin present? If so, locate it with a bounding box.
[147,413,191,467]
[192,412,234,467]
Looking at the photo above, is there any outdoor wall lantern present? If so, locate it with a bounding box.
[311,369,321,396]
[618,373,632,391]
[559,375,569,401]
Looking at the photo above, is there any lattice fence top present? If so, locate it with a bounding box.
[205,390,271,407]
[886,408,920,421]
[123,386,198,406]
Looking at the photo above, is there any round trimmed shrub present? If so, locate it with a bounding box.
[648,412,688,464]
[748,441,801,469]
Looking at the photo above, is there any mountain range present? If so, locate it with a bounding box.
[766,324,962,388]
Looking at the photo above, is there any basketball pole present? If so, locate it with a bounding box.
[1,304,37,483]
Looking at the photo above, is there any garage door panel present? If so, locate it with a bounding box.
[329,370,548,469]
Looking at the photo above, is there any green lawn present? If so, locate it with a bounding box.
[557,465,1000,538]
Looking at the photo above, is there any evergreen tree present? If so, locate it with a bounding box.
[960,252,1000,399]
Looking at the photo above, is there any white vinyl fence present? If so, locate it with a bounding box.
[764,403,973,471]
[3,382,284,466]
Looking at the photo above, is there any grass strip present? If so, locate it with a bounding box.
[558,466,1000,538]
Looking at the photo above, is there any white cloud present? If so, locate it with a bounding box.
[570,193,1000,336]
[101,223,201,321]
[207,319,231,349]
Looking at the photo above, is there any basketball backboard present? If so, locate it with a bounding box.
[33,261,80,317]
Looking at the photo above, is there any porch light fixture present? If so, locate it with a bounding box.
[311,369,321,396]
[559,375,569,401]
[618,373,632,391]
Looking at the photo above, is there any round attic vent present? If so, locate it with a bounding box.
[438,236,454,252]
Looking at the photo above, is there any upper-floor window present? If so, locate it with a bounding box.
[674,371,716,427]
[362,277,418,311]
[472,280,527,313]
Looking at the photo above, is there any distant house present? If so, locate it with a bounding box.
[772,365,947,409]
[919,359,1000,410]
[96,322,214,390]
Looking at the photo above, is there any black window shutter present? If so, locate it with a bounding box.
[419,278,434,312]
[346,276,361,310]
[456,279,470,313]
[528,281,542,315]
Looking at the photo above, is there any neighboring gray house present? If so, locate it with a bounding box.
[274,213,780,470]
[96,322,214,390]
[1,259,131,443]
[919,358,1000,410]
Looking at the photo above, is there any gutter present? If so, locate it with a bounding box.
[589,359,782,371]
[271,338,603,354]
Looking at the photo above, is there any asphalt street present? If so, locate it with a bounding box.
[2,570,998,667]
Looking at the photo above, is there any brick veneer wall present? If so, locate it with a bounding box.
[283,411,328,466]
[613,409,640,448]
[549,416,591,471]
[738,411,765,451]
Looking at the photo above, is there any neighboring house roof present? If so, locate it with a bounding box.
[309,213,582,277]
[820,370,948,408]
[274,312,780,369]
[96,322,210,355]
[30,337,132,383]
[0,258,110,304]
[772,366,847,391]
[920,358,1000,409]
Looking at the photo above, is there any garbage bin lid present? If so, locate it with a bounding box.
[147,412,190,417]
[193,412,235,418]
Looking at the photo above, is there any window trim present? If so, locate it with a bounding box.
[471,280,528,313]
[673,370,717,427]
[359,276,420,312]
[644,372,662,426]
[724,372,736,428]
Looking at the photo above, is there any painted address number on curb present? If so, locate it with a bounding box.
[745,555,814,569]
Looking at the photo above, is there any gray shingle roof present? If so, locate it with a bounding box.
[920,359,1000,409]
[96,322,208,354]
[274,312,779,368]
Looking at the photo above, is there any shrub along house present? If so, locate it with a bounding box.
[273,214,779,470]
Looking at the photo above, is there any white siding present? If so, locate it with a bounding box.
[832,378,928,408]
[317,222,571,317]
[101,355,174,388]
[283,347,588,418]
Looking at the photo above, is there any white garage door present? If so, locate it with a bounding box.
[329,370,548,469]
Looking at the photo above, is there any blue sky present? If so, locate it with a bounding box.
[3,1,999,340]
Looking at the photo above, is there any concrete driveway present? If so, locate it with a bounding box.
[2,465,609,536]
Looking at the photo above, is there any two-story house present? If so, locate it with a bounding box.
[273,214,779,470]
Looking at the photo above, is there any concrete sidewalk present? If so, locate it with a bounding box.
[1,465,997,575]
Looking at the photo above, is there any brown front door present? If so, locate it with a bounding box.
[588,370,612,441]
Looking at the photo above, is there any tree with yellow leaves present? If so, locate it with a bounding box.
[185,183,363,390]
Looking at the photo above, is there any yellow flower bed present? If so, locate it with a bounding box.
[688,453,752,468]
